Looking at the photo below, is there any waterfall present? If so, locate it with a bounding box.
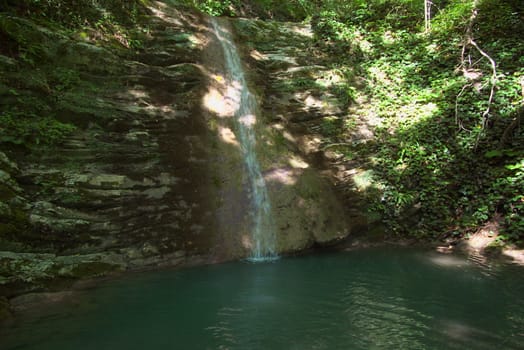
[211,18,278,262]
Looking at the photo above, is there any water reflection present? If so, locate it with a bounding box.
[426,252,473,268]
[2,248,524,350]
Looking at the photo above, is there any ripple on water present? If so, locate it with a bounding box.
[1,248,524,350]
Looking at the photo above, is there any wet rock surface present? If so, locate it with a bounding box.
[0,2,357,306]
[231,18,374,242]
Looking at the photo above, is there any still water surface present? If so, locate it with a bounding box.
[2,247,524,349]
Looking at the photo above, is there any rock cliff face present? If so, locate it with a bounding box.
[0,1,352,299]
[1,3,219,296]
[201,17,349,257]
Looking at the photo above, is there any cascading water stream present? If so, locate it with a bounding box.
[210,17,278,262]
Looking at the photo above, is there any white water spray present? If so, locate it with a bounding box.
[211,18,278,262]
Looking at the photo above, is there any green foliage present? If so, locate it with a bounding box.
[0,15,50,64]
[493,160,524,241]
[170,0,311,19]
[0,112,76,146]
[308,0,524,241]
[0,1,141,149]
[312,0,423,33]
[164,0,238,16]
[51,67,80,92]
[3,0,148,28]
[430,1,473,34]
[1,0,150,51]
[241,0,312,20]
[320,116,341,137]
[275,76,317,92]
[192,0,238,16]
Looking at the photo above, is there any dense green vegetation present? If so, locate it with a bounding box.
[306,0,523,243]
[0,0,150,146]
[1,0,522,244]
[170,0,312,19]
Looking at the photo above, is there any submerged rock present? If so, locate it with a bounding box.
[0,251,126,296]
[9,291,77,312]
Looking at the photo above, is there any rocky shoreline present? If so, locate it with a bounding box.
[2,234,523,325]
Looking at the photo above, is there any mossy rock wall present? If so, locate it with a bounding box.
[0,3,224,297]
[0,2,355,301]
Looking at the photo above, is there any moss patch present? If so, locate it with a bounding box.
[0,296,12,321]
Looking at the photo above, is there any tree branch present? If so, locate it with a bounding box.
[321,143,352,151]
[455,83,473,131]
[469,39,497,120]
[456,0,498,148]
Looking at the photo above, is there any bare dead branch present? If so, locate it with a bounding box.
[455,0,498,148]
[321,143,352,151]
[455,83,473,131]
[469,39,497,120]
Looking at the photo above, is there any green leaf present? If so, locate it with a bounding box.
[484,150,503,158]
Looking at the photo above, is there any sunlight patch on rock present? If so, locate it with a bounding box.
[218,126,239,147]
[264,168,299,186]
[288,156,309,169]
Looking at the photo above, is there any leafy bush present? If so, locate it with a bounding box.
[164,0,311,19]
[1,0,148,28]
[492,160,524,242]
[0,112,76,146]
[190,0,238,16]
